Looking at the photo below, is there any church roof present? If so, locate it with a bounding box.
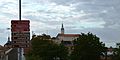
[57,33,80,37]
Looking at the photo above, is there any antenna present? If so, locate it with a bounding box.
[19,0,21,21]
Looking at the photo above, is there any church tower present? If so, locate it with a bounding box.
[61,23,64,34]
[7,37,10,42]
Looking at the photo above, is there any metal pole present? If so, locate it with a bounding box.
[19,0,21,21]
[18,48,22,60]
[19,0,22,60]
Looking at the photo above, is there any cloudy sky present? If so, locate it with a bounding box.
[0,0,120,47]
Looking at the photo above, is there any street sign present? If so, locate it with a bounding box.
[11,20,30,48]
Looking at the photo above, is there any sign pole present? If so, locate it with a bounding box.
[19,0,21,21]
[19,0,22,60]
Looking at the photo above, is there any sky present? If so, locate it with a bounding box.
[0,0,120,47]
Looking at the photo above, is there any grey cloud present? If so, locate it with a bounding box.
[64,27,120,44]
[1,12,17,18]
[50,0,94,5]
[0,29,5,33]
[89,28,120,43]
[50,0,72,5]
[71,0,120,31]
[1,0,120,47]
[24,0,120,30]
[24,15,60,28]
[0,37,7,45]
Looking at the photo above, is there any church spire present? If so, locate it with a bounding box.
[62,23,63,28]
[61,23,64,34]
[8,37,10,42]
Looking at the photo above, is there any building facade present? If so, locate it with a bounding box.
[56,24,80,45]
[55,24,80,53]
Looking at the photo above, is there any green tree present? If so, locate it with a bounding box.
[26,34,68,60]
[117,48,120,59]
[71,32,106,60]
[113,48,120,60]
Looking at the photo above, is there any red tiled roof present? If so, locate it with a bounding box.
[57,34,80,37]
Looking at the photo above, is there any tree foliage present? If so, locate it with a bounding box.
[116,48,120,60]
[113,48,120,60]
[26,34,68,60]
[71,32,106,60]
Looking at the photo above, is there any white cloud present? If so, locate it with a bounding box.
[80,20,105,28]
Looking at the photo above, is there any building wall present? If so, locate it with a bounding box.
[3,48,18,60]
[56,35,79,55]
[58,36,78,41]
[8,48,18,60]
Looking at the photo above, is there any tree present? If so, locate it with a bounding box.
[71,32,106,60]
[113,48,120,60]
[117,48,120,60]
[26,34,68,60]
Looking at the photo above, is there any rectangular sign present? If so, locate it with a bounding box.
[11,20,30,48]
[11,20,30,32]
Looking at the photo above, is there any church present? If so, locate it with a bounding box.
[56,24,80,46]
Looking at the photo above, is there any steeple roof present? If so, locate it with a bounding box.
[62,23,63,28]
[61,23,64,34]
